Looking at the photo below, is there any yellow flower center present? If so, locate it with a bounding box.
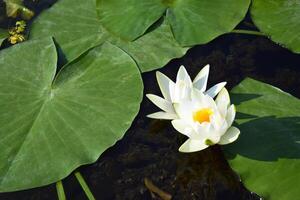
[193,108,213,123]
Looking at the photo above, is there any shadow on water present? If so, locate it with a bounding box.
[226,116,300,161]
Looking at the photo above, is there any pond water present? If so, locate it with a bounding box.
[1,1,300,200]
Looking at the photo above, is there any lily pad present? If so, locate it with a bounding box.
[0,38,143,192]
[97,0,166,41]
[224,78,300,200]
[251,0,300,53]
[30,0,106,63]
[30,0,186,72]
[0,28,8,45]
[97,0,251,46]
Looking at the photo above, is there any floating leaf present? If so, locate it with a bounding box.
[224,78,300,200]
[0,38,143,192]
[30,0,106,63]
[111,21,187,72]
[30,0,186,72]
[97,0,251,46]
[97,0,166,41]
[251,0,300,53]
[0,28,8,45]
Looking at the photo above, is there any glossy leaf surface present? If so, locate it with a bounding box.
[225,78,300,200]
[30,0,186,72]
[0,38,143,192]
[97,0,250,46]
[251,0,300,53]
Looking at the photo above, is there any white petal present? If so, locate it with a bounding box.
[171,119,197,138]
[193,64,210,92]
[168,80,176,102]
[156,72,175,101]
[216,88,230,117]
[147,112,178,120]
[173,102,194,121]
[146,94,174,113]
[176,65,192,85]
[195,122,221,143]
[179,138,209,153]
[205,82,227,98]
[226,104,236,127]
[191,88,206,104]
[173,81,192,102]
[218,126,240,145]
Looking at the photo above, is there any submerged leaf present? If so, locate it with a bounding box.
[224,78,300,200]
[30,0,186,72]
[0,38,143,192]
[4,0,34,19]
[251,0,300,53]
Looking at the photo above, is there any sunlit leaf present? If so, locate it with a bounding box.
[0,38,143,192]
[97,0,250,46]
[111,21,187,72]
[251,0,300,53]
[97,0,165,41]
[224,78,300,200]
[30,0,186,72]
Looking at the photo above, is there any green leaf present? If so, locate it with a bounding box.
[111,21,187,72]
[30,0,186,72]
[0,38,143,192]
[97,0,166,41]
[251,0,300,53]
[166,0,251,46]
[30,0,106,62]
[224,78,300,200]
[0,28,8,45]
[97,0,250,46]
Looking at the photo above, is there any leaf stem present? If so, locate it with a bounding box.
[56,181,66,200]
[75,171,96,200]
[231,29,266,36]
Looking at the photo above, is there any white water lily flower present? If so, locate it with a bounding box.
[172,88,240,153]
[146,65,226,120]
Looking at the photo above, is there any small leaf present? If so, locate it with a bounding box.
[4,0,34,19]
[0,38,143,192]
[224,78,300,200]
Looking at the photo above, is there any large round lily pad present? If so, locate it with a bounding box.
[224,78,300,200]
[251,0,300,53]
[97,0,250,46]
[0,38,143,192]
[30,0,186,72]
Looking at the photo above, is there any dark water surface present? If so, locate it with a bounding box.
[1,2,300,200]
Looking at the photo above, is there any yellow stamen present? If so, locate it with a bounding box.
[193,108,213,123]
